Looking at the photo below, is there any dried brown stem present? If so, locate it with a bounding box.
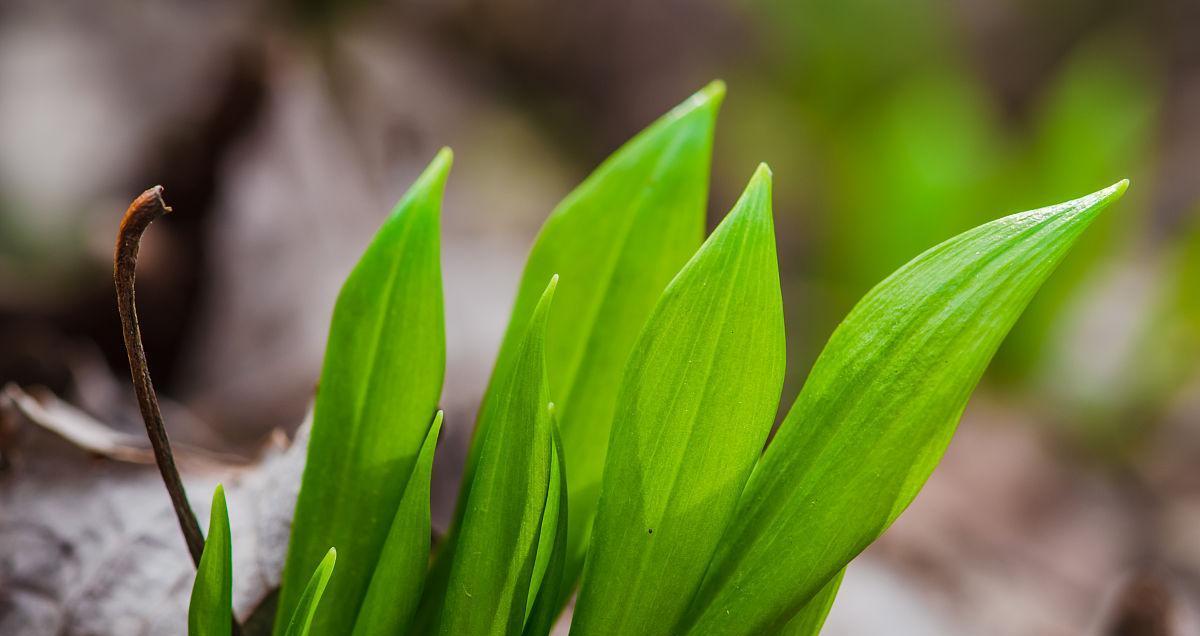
[116,189,246,636]
[115,186,209,567]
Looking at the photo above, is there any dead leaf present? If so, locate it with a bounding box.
[0,402,308,635]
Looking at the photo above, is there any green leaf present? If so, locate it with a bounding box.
[189,485,232,636]
[418,81,723,624]
[285,548,337,636]
[684,181,1129,634]
[778,570,844,636]
[545,89,722,589]
[275,149,449,635]
[351,411,443,636]
[523,422,569,636]
[438,278,558,636]
[570,165,785,636]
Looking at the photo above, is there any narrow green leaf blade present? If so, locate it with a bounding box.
[523,423,569,636]
[455,81,723,602]
[571,165,786,636]
[285,548,337,636]
[438,278,558,636]
[189,485,232,636]
[276,150,449,635]
[686,181,1129,634]
[779,570,844,636]
[351,411,443,636]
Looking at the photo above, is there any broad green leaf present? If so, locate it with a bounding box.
[438,278,557,636]
[779,570,844,636]
[351,411,443,636]
[275,150,449,635]
[189,485,232,636]
[685,181,1129,634]
[285,548,337,636]
[523,423,569,636]
[419,81,722,624]
[571,165,785,636]
[496,82,723,600]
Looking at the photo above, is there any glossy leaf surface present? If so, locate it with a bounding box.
[351,411,443,636]
[778,570,844,636]
[571,165,785,635]
[523,425,569,636]
[685,181,1129,634]
[421,82,723,622]
[188,485,232,636]
[438,279,557,636]
[276,150,449,634]
[285,548,337,636]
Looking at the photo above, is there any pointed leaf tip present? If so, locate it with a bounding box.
[283,547,338,636]
[1112,178,1130,197]
[699,80,726,105]
[670,81,726,122]
[542,275,559,302]
[526,276,558,330]
[406,148,453,199]
[423,147,453,176]
[1039,180,1125,222]
[729,164,773,226]
[422,148,453,184]
[1085,178,1129,207]
[1080,178,1128,208]
[744,162,772,194]
[351,412,440,636]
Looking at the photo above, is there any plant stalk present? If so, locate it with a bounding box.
[115,186,244,635]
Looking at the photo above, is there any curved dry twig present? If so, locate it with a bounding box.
[114,186,207,565]
[115,187,246,635]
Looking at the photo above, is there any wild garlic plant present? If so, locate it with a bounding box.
[116,81,1127,636]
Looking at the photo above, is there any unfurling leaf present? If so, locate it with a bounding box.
[285,548,337,636]
[188,485,232,636]
[523,424,569,636]
[438,278,557,636]
[351,411,444,635]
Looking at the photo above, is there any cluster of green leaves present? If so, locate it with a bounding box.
[185,82,1126,635]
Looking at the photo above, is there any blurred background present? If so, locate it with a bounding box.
[1,0,1199,634]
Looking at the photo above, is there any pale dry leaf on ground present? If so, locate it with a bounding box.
[0,396,310,635]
